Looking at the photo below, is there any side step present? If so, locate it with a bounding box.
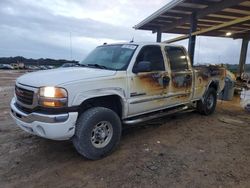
[123,105,189,125]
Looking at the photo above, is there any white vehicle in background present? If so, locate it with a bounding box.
[10,42,225,160]
[0,64,14,70]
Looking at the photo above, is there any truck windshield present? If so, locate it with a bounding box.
[80,44,137,70]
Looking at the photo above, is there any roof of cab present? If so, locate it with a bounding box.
[100,42,184,48]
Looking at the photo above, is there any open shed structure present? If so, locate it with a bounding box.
[134,0,250,76]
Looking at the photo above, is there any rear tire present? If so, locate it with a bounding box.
[73,107,122,160]
[197,87,217,115]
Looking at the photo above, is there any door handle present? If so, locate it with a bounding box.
[163,76,170,88]
[185,74,191,80]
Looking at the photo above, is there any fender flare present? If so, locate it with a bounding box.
[71,87,128,118]
[201,80,219,102]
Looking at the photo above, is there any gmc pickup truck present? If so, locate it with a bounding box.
[10,42,225,160]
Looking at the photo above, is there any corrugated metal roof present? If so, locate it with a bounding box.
[134,0,250,39]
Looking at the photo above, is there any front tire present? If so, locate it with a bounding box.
[73,107,122,160]
[197,88,217,115]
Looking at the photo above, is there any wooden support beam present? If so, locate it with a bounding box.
[164,35,189,43]
[192,15,250,35]
[164,15,250,43]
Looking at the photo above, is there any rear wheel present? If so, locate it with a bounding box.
[73,107,122,160]
[197,88,217,115]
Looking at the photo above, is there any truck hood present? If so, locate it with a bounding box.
[17,67,116,87]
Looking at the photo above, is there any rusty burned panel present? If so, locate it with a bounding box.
[171,72,192,89]
[135,72,170,94]
[193,65,226,98]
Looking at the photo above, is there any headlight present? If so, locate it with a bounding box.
[38,87,68,107]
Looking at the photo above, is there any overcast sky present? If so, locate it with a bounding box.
[0,0,249,64]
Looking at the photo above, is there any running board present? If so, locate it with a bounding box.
[123,106,189,125]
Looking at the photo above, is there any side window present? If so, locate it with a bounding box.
[165,46,189,71]
[136,45,165,71]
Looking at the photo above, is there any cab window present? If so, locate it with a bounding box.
[135,45,165,71]
[165,46,189,71]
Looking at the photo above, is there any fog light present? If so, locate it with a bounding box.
[36,125,46,137]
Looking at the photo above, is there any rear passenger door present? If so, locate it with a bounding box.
[164,46,193,104]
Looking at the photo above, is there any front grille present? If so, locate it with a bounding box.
[15,86,34,105]
[15,102,33,113]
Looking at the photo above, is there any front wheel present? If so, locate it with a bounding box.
[197,88,217,115]
[73,107,122,160]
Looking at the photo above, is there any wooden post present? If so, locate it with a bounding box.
[156,29,162,42]
[239,38,249,77]
[188,13,197,65]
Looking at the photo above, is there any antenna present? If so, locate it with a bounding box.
[70,32,72,60]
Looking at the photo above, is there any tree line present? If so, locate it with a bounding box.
[0,56,78,66]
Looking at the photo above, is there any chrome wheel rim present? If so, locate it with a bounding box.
[91,121,113,148]
[207,94,214,109]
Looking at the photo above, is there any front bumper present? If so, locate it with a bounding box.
[10,98,78,140]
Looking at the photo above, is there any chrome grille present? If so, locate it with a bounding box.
[15,85,34,105]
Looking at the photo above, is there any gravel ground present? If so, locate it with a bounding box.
[0,70,250,188]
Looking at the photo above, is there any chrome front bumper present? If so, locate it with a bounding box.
[10,98,78,140]
[11,98,69,123]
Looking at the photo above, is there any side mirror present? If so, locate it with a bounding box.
[133,61,152,73]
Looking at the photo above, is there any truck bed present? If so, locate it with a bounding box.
[192,65,225,100]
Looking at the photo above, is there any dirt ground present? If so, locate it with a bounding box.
[0,70,250,188]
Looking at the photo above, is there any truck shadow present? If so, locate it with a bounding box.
[11,110,199,165]
[38,110,198,159]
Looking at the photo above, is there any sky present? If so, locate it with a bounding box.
[0,0,249,65]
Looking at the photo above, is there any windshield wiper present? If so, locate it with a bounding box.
[79,64,108,69]
[78,64,88,67]
[78,63,115,70]
[86,64,108,69]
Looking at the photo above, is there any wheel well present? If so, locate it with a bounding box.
[208,81,219,92]
[78,95,123,118]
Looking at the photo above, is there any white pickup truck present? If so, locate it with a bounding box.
[10,42,225,160]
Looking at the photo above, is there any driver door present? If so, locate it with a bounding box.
[128,45,170,116]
